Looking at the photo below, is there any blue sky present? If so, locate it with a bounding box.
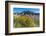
[13,8,40,13]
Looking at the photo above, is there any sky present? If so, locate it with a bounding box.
[13,8,40,13]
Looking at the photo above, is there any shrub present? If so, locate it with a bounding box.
[14,15,35,27]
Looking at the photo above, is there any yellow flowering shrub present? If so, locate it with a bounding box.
[14,15,35,27]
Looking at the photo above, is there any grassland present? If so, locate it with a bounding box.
[13,14,39,28]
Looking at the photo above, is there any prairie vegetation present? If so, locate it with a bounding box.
[14,14,39,28]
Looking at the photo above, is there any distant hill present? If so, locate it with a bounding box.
[34,13,39,15]
[14,11,39,15]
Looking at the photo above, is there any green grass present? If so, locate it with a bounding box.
[14,15,39,28]
[34,18,39,27]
